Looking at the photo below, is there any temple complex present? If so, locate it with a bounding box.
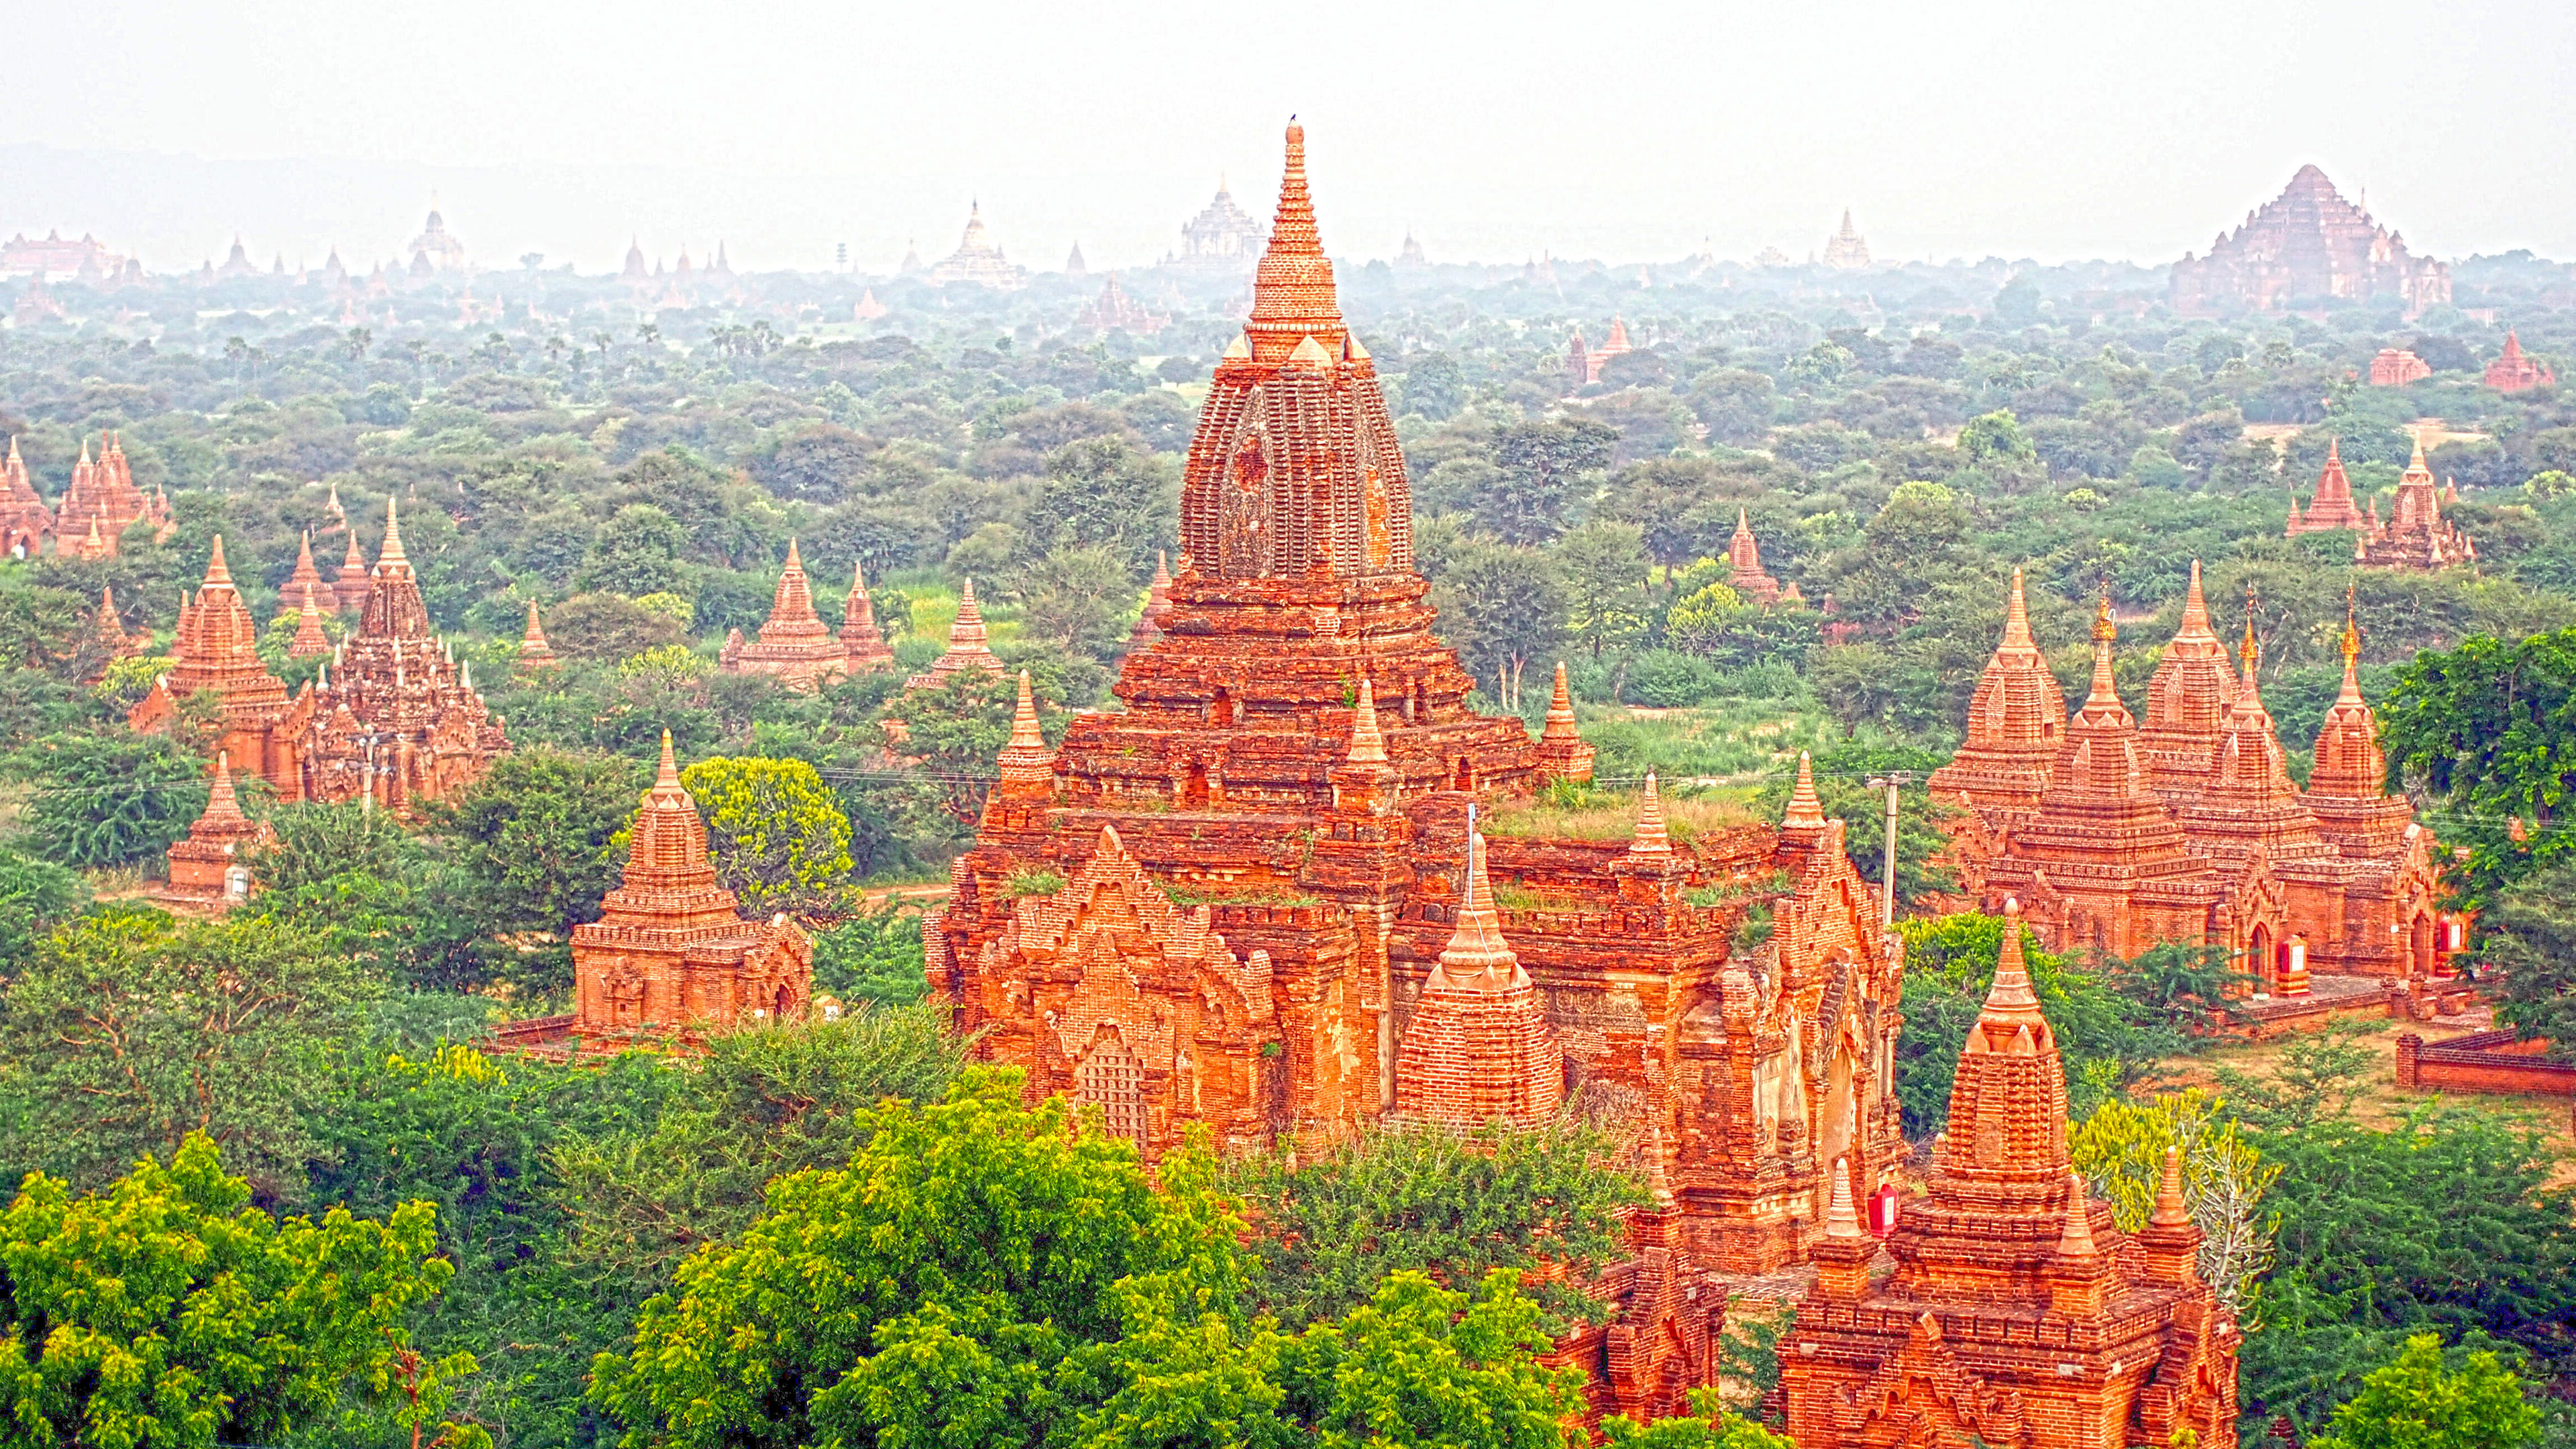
[2367,347,2430,386]
[568,733,812,1041]
[2485,331,2555,392]
[1569,317,1634,386]
[2355,437,2477,571]
[1941,570,2451,985]
[926,203,1026,288]
[842,568,896,673]
[2286,439,2368,535]
[1821,210,1871,270]
[407,196,467,272]
[1726,507,1782,604]
[928,125,1906,1291]
[718,540,848,691]
[1168,178,1267,267]
[2171,165,2450,317]
[1075,273,1165,335]
[53,435,168,555]
[154,753,272,913]
[129,537,311,794]
[1782,899,2241,1449]
[292,499,508,810]
[904,578,1005,690]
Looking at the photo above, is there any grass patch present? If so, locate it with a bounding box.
[1483,779,1760,843]
[1160,881,1321,909]
[1684,869,1792,908]
[1004,869,1067,898]
[1492,883,1590,912]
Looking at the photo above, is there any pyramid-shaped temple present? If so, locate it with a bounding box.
[928,129,1906,1358]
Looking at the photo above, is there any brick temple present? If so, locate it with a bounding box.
[2171,165,2449,318]
[2485,331,2555,393]
[1783,898,2240,1447]
[1935,567,2450,985]
[928,126,1906,1327]
[718,539,850,691]
[131,501,506,809]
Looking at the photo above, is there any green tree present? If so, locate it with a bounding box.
[2306,1334,2540,1449]
[1029,436,1179,574]
[676,756,855,912]
[2068,1090,2279,1316]
[538,592,686,661]
[11,731,208,868]
[1428,542,1568,709]
[1264,1270,1581,1449]
[588,1071,1248,1449]
[0,1134,476,1449]
[1958,409,2037,468]
[574,504,691,597]
[810,907,930,1006]
[2379,627,2576,906]
[1554,520,1653,660]
[878,666,1028,829]
[1221,1117,1640,1330]
[434,746,645,933]
[0,849,85,969]
[1014,543,1135,661]
[1481,417,1617,545]
[1809,642,1898,738]
[0,908,370,1193]
[2472,861,2576,1053]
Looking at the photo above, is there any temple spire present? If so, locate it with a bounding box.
[2337,586,2363,703]
[2084,589,2120,707]
[1007,670,1043,751]
[1984,896,2045,1020]
[203,534,236,590]
[1435,822,1517,984]
[1630,772,1671,855]
[2151,1146,2190,1229]
[1783,751,1826,829]
[1346,677,1389,764]
[377,496,409,572]
[2001,566,2035,650]
[1246,117,1344,354]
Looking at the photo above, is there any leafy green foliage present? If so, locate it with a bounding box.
[433,745,646,934]
[1220,1116,1642,1330]
[0,907,368,1195]
[2306,1334,2541,1449]
[809,906,929,1006]
[2069,1090,2279,1316]
[2379,625,2576,907]
[0,849,85,969]
[676,755,855,911]
[0,1132,470,1449]
[2471,861,2576,1055]
[9,730,207,868]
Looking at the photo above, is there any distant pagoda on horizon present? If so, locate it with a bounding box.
[2172,165,2449,318]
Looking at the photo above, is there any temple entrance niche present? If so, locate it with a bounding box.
[1077,1028,1149,1143]
[2411,912,2436,976]
[1818,1032,1858,1220]
[2249,922,2274,993]
[1181,762,1210,809]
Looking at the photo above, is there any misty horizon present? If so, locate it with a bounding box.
[7,0,2573,276]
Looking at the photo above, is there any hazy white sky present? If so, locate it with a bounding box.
[6,0,2571,274]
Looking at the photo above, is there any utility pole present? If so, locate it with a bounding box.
[1865,773,1904,928]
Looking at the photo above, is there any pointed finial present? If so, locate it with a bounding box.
[1346,677,1389,764]
[378,494,409,568]
[1825,1158,1862,1240]
[2151,1146,2190,1228]
[1541,661,1580,742]
[2057,1173,2098,1258]
[784,537,803,571]
[2000,566,2035,649]
[2408,431,2430,474]
[657,729,681,786]
[1984,896,2043,1016]
[203,534,234,588]
[1008,671,1044,750]
[1783,751,1826,828]
[2181,559,2210,631]
[1631,773,1672,855]
[2240,583,2261,677]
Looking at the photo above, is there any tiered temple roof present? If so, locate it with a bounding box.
[2172,164,2449,317]
[2368,347,2431,386]
[842,566,896,673]
[331,530,372,613]
[54,434,166,557]
[718,539,848,691]
[293,499,507,810]
[1725,506,1781,604]
[1942,568,2451,984]
[1171,178,1267,266]
[279,531,327,616]
[1124,551,1175,655]
[570,733,812,1040]
[2286,438,2369,535]
[929,125,1906,1307]
[926,203,1026,289]
[1820,209,1871,270]
[154,752,272,912]
[1,436,52,558]
[906,578,1005,690]
[516,600,557,674]
[1927,568,2065,820]
[1784,897,2241,1449]
[2357,436,2477,571]
[129,537,306,794]
[2485,331,2556,392]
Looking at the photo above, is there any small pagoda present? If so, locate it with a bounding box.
[331,531,371,613]
[2286,439,2369,535]
[52,434,168,558]
[2134,561,2241,804]
[841,566,896,673]
[718,539,848,691]
[129,536,309,796]
[1725,506,1782,604]
[1531,661,1595,783]
[1,436,52,559]
[154,752,272,914]
[2484,331,2555,392]
[2357,437,2476,571]
[570,733,812,1041]
[1392,816,1565,1125]
[278,531,328,616]
[1784,898,2241,1448]
[516,600,557,675]
[1927,568,2066,822]
[1124,551,1175,655]
[905,577,1005,690]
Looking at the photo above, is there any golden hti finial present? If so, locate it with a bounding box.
[2091,585,2116,644]
[2341,583,2361,665]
